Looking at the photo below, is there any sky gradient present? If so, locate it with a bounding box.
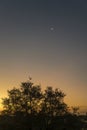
[0,0,87,112]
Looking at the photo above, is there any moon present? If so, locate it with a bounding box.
[50,27,55,31]
[50,27,54,30]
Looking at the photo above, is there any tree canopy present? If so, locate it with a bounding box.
[1,79,83,130]
[2,79,68,116]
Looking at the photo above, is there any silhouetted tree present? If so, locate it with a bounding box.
[72,106,79,115]
[20,81,42,115]
[1,79,83,130]
[41,86,68,116]
[39,86,68,130]
[2,80,43,116]
[2,88,22,115]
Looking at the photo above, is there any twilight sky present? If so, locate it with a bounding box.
[0,0,87,111]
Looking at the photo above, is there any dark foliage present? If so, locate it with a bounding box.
[0,79,84,130]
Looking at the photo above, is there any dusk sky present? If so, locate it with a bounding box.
[0,0,87,111]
